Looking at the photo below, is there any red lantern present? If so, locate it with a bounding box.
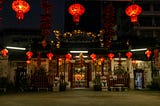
[68,3,85,23]
[65,53,72,62]
[26,60,31,64]
[132,60,136,64]
[26,51,33,59]
[100,57,104,62]
[125,4,142,23]
[47,53,53,60]
[12,0,30,21]
[65,53,72,59]
[145,50,152,59]
[126,52,132,60]
[108,53,114,61]
[1,49,8,57]
[90,53,96,60]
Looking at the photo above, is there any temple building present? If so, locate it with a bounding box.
[0,0,160,92]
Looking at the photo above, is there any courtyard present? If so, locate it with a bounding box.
[0,90,160,106]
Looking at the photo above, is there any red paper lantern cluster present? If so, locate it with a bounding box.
[125,4,142,23]
[47,53,54,60]
[12,0,30,22]
[68,3,85,23]
[40,0,52,39]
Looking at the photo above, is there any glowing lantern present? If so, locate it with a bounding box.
[125,4,142,23]
[145,50,152,59]
[108,53,114,61]
[47,53,53,60]
[26,60,31,64]
[12,0,30,21]
[65,53,72,59]
[58,58,62,66]
[90,53,96,60]
[26,51,33,59]
[132,60,136,64]
[100,57,104,62]
[126,52,132,60]
[65,53,72,63]
[1,49,8,57]
[68,3,85,23]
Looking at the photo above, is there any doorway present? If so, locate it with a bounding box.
[134,69,144,89]
[70,62,91,88]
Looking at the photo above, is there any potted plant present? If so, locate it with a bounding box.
[59,75,68,91]
[59,81,68,91]
[93,74,102,91]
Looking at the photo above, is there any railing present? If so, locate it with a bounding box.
[106,74,130,88]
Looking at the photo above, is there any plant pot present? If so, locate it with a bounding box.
[93,85,102,91]
[59,85,66,91]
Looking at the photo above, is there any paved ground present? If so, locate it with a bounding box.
[0,90,160,106]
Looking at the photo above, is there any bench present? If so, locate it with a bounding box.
[110,84,128,92]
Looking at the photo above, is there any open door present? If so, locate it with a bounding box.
[134,69,144,89]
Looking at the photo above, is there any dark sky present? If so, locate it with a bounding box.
[1,0,130,33]
[1,0,65,32]
[1,0,103,33]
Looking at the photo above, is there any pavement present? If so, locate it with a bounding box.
[0,89,160,106]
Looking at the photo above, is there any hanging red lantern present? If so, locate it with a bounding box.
[126,51,132,60]
[68,3,85,23]
[125,4,142,23]
[47,53,53,60]
[65,53,72,62]
[65,53,72,59]
[100,57,104,62]
[1,49,8,57]
[26,51,33,59]
[90,53,96,60]
[12,0,30,21]
[145,50,152,59]
[108,53,114,61]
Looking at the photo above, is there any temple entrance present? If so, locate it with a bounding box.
[73,64,87,88]
[70,60,91,88]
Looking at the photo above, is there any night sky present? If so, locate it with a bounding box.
[1,0,130,33]
[1,0,65,32]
